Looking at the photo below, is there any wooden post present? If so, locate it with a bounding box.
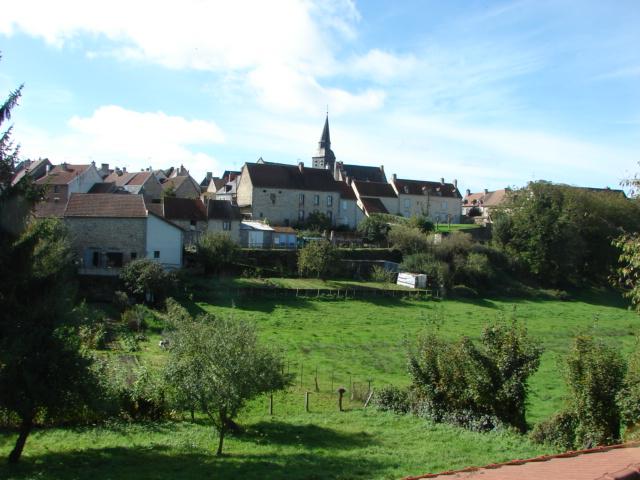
[364,389,374,408]
[269,394,273,415]
[314,367,319,393]
[350,375,354,400]
[305,391,310,412]
[337,387,346,412]
[300,363,304,388]
[331,370,334,391]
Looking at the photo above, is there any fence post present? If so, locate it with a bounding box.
[300,363,304,388]
[337,387,346,411]
[331,370,334,392]
[314,367,319,393]
[269,394,273,415]
[305,391,310,412]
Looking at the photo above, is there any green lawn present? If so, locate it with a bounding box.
[188,276,422,291]
[434,223,481,232]
[2,288,639,479]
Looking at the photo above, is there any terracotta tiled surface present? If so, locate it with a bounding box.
[64,193,147,217]
[405,443,640,480]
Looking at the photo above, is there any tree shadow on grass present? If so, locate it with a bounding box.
[237,421,376,450]
[0,444,385,480]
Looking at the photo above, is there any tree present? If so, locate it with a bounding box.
[195,232,238,274]
[165,312,290,456]
[297,239,340,278]
[303,211,331,232]
[357,214,391,246]
[387,224,430,255]
[120,258,176,305]
[0,219,100,463]
[613,233,640,311]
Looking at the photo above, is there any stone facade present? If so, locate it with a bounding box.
[208,219,241,243]
[396,193,462,222]
[65,217,146,270]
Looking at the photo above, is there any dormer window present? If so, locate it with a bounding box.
[404,186,409,194]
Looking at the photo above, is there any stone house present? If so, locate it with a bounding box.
[272,226,297,249]
[207,199,242,243]
[104,170,163,201]
[162,175,202,199]
[335,181,364,229]
[236,161,342,227]
[12,158,51,186]
[63,193,183,275]
[390,175,462,223]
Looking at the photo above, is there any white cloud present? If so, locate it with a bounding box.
[16,106,224,176]
[349,49,418,83]
[1,0,384,115]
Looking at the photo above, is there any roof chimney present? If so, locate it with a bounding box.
[440,177,445,185]
[484,188,489,194]
[46,164,52,175]
[392,173,397,183]
[466,189,471,196]
[298,161,304,173]
[454,179,458,188]
[380,165,385,172]
[62,162,69,171]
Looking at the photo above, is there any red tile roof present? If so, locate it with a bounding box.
[127,171,153,186]
[272,226,296,233]
[405,442,640,480]
[64,193,147,218]
[463,189,509,207]
[36,164,91,185]
[353,180,397,198]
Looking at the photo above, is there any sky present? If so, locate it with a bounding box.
[1,0,639,193]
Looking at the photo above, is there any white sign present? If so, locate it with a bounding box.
[397,272,427,289]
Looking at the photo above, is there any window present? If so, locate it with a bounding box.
[298,209,305,221]
[259,212,263,218]
[92,251,100,267]
[270,193,276,204]
[223,221,231,231]
[404,199,411,208]
[327,195,333,207]
[299,193,305,205]
[53,185,60,193]
[314,194,320,205]
[341,200,347,211]
[106,252,123,268]
[130,252,137,260]
[326,211,332,221]
[190,219,197,230]
[154,251,160,259]
[441,201,448,209]
[284,219,290,226]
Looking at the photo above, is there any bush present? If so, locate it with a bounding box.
[530,411,578,450]
[565,334,626,448]
[196,232,238,275]
[401,253,451,288]
[374,385,410,414]
[369,265,396,283]
[298,240,340,279]
[121,305,153,332]
[303,211,331,232]
[619,340,640,435]
[113,290,131,312]
[120,259,177,305]
[406,215,435,233]
[408,318,542,432]
[357,214,391,245]
[388,225,431,255]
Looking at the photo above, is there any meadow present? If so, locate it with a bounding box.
[2,287,639,479]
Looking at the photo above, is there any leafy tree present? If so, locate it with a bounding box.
[297,240,340,278]
[387,224,430,255]
[619,339,640,436]
[613,233,640,311]
[357,214,391,245]
[195,232,238,274]
[303,211,331,232]
[0,219,100,463]
[120,258,176,304]
[165,312,290,455]
[564,334,626,447]
[406,215,435,233]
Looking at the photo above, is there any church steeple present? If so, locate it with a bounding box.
[312,113,336,171]
[319,114,331,151]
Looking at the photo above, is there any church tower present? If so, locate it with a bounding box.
[311,114,336,170]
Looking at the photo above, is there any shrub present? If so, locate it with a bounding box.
[357,214,391,245]
[121,305,151,332]
[565,334,626,448]
[120,258,176,305]
[196,232,238,275]
[303,211,332,232]
[433,231,473,262]
[401,253,451,288]
[406,215,435,233]
[619,340,640,434]
[530,411,578,450]
[370,265,396,283]
[388,225,431,255]
[298,240,340,279]
[374,385,410,414]
[113,290,131,312]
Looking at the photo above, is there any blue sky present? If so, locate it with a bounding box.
[1,0,639,192]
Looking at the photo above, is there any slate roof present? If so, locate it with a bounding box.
[245,163,340,192]
[12,158,51,186]
[163,176,190,191]
[353,181,397,198]
[163,197,207,221]
[341,164,386,183]
[393,178,461,199]
[337,181,357,200]
[405,442,640,480]
[208,200,242,220]
[64,193,147,218]
[360,197,389,215]
[36,164,91,185]
[88,182,118,194]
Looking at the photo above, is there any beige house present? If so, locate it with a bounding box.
[162,175,202,199]
[236,161,342,227]
[104,170,163,201]
[147,197,208,246]
[462,188,509,224]
[390,175,462,223]
[351,180,399,216]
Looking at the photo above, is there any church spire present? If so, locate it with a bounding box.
[319,113,331,150]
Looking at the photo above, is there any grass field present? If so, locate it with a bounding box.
[2,287,639,479]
